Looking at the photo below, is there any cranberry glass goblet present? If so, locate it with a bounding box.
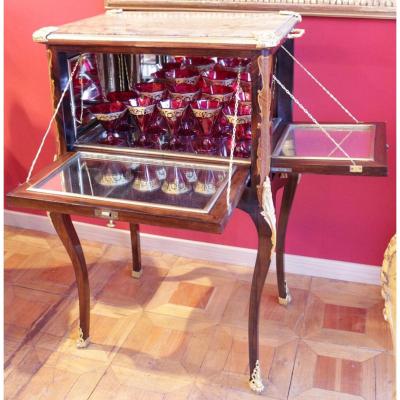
[157,99,188,138]
[127,97,156,134]
[194,170,218,195]
[168,83,200,102]
[165,68,200,86]
[162,166,191,195]
[161,61,183,71]
[223,102,252,141]
[94,163,133,187]
[190,100,221,136]
[106,91,137,103]
[202,70,237,87]
[201,85,234,103]
[216,57,251,73]
[239,72,252,93]
[133,165,161,192]
[89,101,129,146]
[106,91,137,132]
[134,82,166,101]
[184,57,215,73]
[234,139,252,158]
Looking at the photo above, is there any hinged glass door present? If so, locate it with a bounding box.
[271,122,387,176]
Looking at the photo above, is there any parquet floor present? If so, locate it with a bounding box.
[4,226,395,399]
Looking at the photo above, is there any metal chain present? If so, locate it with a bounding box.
[281,45,359,124]
[26,55,83,182]
[273,75,357,165]
[226,70,241,213]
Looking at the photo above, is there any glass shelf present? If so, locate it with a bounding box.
[28,152,234,213]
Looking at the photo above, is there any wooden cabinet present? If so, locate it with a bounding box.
[6,2,388,394]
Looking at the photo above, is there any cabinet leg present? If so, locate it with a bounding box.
[130,223,142,279]
[248,212,273,393]
[49,213,90,348]
[276,174,299,306]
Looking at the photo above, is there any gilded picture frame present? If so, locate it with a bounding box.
[105,0,395,19]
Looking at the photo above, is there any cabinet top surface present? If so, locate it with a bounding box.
[34,10,300,50]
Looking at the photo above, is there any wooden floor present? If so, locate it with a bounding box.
[4,226,395,399]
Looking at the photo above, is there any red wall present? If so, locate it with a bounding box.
[4,0,396,266]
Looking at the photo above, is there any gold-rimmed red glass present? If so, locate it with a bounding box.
[201,70,237,87]
[216,57,251,73]
[157,98,188,137]
[165,68,200,86]
[134,82,167,101]
[201,85,234,103]
[190,99,221,137]
[127,97,156,134]
[183,57,215,73]
[89,101,129,146]
[168,83,200,102]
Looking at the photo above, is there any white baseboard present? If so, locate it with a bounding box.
[4,210,381,285]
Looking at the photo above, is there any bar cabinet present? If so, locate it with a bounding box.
[7,0,388,393]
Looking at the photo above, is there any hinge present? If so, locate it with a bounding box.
[349,165,363,173]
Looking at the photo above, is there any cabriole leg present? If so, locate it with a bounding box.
[276,173,299,306]
[248,212,274,393]
[130,223,142,279]
[49,212,90,348]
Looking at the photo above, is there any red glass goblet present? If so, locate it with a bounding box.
[168,83,200,102]
[133,165,161,192]
[152,70,168,85]
[127,97,156,134]
[236,91,252,105]
[239,72,252,93]
[201,70,237,88]
[194,136,216,155]
[106,91,137,103]
[215,136,233,157]
[94,163,133,187]
[89,101,129,146]
[223,102,252,141]
[106,91,137,132]
[161,61,183,71]
[184,57,215,73]
[162,166,191,195]
[157,99,188,137]
[134,82,166,101]
[201,85,234,103]
[165,68,200,86]
[194,170,218,195]
[72,54,104,103]
[235,139,252,158]
[190,100,221,136]
[216,57,251,73]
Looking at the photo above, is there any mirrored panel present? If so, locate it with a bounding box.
[67,53,253,160]
[28,152,234,213]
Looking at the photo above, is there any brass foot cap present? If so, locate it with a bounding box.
[76,337,90,349]
[278,291,292,306]
[249,360,264,393]
[249,380,265,394]
[131,270,143,279]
